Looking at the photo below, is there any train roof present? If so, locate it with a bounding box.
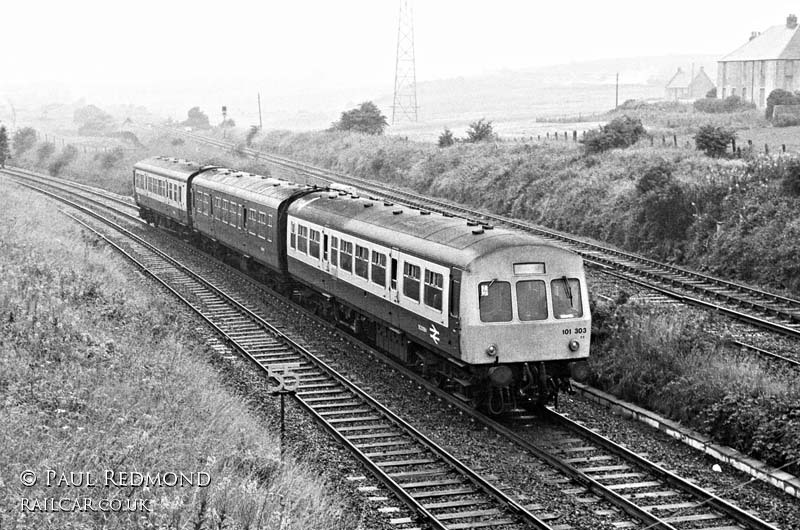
[134,156,211,182]
[289,191,573,270]
[193,167,319,204]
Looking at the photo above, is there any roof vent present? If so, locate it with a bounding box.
[384,201,394,206]
[443,213,454,218]
[393,209,403,215]
[749,31,760,41]
[472,228,484,235]
[482,224,494,230]
[364,203,373,208]
[328,194,338,199]
[420,210,430,215]
[788,14,798,29]
[466,220,479,226]
[273,183,280,187]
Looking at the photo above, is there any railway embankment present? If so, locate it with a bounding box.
[0,185,366,528]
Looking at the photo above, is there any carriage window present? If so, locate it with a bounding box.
[340,241,353,272]
[551,278,583,319]
[355,245,369,279]
[178,186,182,204]
[478,281,512,322]
[403,262,421,302]
[371,251,386,287]
[309,229,321,259]
[248,209,257,234]
[516,280,547,321]
[290,222,296,249]
[330,237,339,266]
[424,270,443,311]
[222,200,229,223]
[297,225,308,253]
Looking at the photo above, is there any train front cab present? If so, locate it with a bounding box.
[457,244,590,406]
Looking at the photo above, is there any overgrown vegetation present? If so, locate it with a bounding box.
[0,187,355,529]
[765,88,800,119]
[438,127,455,147]
[694,124,736,157]
[693,95,755,114]
[589,296,799,476]
[13,127,37,156]
[48,144,79,176]
[329,101,388,135]
[74,104,116,135]
[0,126,8,167]
[580,115,645,153]
[182,106,211,129]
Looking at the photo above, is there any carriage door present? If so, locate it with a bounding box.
[323,234,329,271]
[389,248,399,303]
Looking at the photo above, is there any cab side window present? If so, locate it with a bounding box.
[478,281,512,322]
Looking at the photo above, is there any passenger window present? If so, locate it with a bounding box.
[330,237,339,266]
[371,251,386,287]
[551,278,583,319]
[403,262,421,302]
[298,225,308,253]
[309,229,321,259]
[424,270,443,311]
[478,281,512,322]
[355,245,369,279]
[516,280,548,321]
[290,222,296,249]
[340,241,353,272]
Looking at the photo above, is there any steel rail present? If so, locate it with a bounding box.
[14,178,551,530]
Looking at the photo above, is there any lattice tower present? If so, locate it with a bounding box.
[392,0,418,123]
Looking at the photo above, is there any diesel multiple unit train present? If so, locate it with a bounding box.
[133,156,590,413]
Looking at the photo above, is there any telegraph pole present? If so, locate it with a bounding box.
[257,93,263,130]
[392,0,418,124]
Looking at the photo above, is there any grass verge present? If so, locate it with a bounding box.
[0,184,354,529]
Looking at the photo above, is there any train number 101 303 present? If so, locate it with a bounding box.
[562,327,587,335]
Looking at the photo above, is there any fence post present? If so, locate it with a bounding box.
[573,130,577,142]
[673,134,677,147]
[662,136,666,146]
[732,138,736,153]
[546,132,549,139]
[782,144,786,152]
[737,147,741,157]
[537,135,540,141]
[765,143,769,154]
[650,136,654,146]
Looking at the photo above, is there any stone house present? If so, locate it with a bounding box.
[665,67,715,100]
[718,14,800,108]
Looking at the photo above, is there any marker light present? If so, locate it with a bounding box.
[568,340,580,352]
[485,344,498,356]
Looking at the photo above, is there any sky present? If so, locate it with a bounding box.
[2,1,800,117]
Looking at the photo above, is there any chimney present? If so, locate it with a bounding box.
[749,31,760,40]
[788,14,798,29]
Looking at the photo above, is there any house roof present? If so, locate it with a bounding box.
[666,69,690,89]
[722,22,800,61]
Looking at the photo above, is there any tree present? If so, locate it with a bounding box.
[13,127,37,155]
[182,107,211,129]
[0,126,9,168]
[246,125,259,146]
[465,119,495,142]
[765,89,800,120]
[705,87,717,99]
[74,104,115,135]
[438,127,455,147]
[694,124,735,157]
[330,102,388,135]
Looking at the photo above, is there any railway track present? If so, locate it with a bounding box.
[171,129,800,340]
[3,169,789,529]
[4,175,551,530]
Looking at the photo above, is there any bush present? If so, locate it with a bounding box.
[465,119,495,143]
[781,157,800,196]
[705,87,717,98]
[693,95,754,114]
[36,142,56,164]
[330,101,388,135]
[438,127,455,147]
[765,89,800,119]
[580,115,645,153]
[694,124,735,157]
[13,127,37,155]
[48,145,79,176]
[95,147,125,170]
[246,125,259,147]
[171,137,185,146]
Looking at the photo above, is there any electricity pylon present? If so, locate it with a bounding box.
[392,0,418,124]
